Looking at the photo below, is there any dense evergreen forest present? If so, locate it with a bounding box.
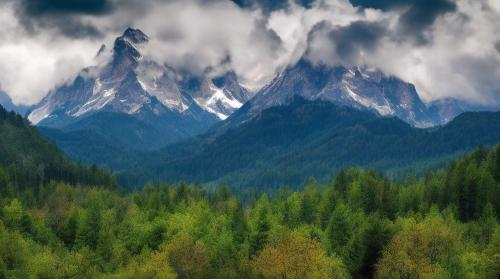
[0,105,117,192]
[0,105,499,278]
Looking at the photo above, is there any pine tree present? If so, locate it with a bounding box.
[334,169,349,196]
[301,178,319,224]
[230,203,249,245]
[250,195,272,256]
[326,203,352,256]
[59,209,79,247]
[75,205,101,249]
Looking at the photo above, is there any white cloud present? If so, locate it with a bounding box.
[0,0,499,107]
[135,0,282,90]
[365,0,500,105]
[0,1,104,105]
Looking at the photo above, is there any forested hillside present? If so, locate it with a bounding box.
[122,98,500,187]
[1,106,499,278]
[0,105,117,193]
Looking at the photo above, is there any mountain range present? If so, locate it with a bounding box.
[226,59,483,128]
[28,29,483,150]
[12,28,499,187]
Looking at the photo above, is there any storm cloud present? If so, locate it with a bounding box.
[306,20,387,66]
[21,0,112,15]
[0,0,499,107]
[350,0,456,44]
[13,0,116,38]
[231,0,316,13]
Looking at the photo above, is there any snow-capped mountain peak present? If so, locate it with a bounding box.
[232,59,468,128]
[121,28,149,45]
[28,28,251,127]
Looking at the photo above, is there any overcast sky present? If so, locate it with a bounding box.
[0,0,499,107]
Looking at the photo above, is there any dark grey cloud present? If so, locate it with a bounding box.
[21,0,113,16]
[24,17,105,38]
[13,0,116,38]
[306,20,387,66]
[231,0,286,11]
[329,21,386,61]
[231,0,315,13]
[450,54,500,106]
[495,41,500,53]
[350,0,456,44]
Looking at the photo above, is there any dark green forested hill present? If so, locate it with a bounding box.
[39,126,138,170]
[0,105,117,192]
[123,98,500,188]
[0,106,64,167]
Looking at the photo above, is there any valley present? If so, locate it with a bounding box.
[10,29,495,189]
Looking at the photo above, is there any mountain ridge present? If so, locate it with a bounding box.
[224,59,481,129]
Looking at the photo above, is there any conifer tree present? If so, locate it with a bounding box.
[326,203,352,256]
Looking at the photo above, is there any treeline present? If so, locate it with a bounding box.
[0,105,117,194]
[0,143,499,278]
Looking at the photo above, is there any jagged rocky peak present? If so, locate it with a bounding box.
[112,29,147,62]
[120,27,149,44]
[212,71,252,102]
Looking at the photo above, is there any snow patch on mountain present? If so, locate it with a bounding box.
[135,63,189,112]
[194,82,243,120]
[73,88,116,117]
[342,80,394,116]
[28,102,52,124]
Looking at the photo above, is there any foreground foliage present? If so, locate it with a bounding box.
[0,105,499,278]
[0,144,499,278]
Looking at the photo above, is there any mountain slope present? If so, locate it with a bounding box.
[0,106,63,167]
[0,104,116,188]
[121,98,500,187]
